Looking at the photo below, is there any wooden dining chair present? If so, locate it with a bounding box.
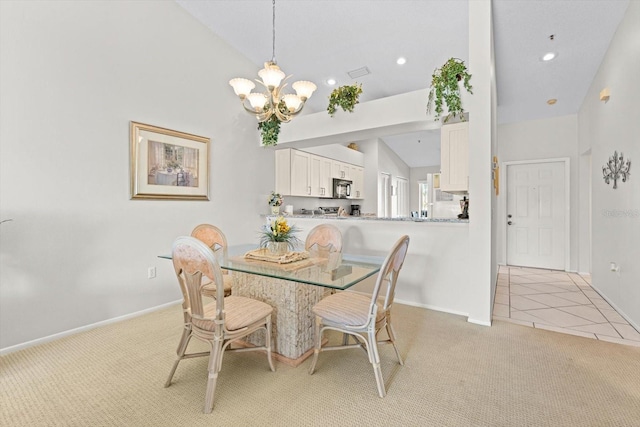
[191,224,232,298]
[308,235,410,397]
[165,236,275,413]
[305,224,343,256]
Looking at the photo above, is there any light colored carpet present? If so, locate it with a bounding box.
[2,303,639,426]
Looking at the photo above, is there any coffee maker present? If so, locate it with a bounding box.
[350,204,361,216]
[458,197,469,219]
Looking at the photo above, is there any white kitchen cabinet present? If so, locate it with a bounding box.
[275,148,363,199]
[440,121,469,194]
[309,154,333,197]
[349,165,364,199]
[291,149,312,196]
[332,160,350,180]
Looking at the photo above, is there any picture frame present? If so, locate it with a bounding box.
[130,121,210,200]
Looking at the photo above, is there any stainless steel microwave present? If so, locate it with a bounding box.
[332,178,352,198]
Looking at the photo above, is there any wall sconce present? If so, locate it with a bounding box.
[599,88,610,102]
[492,156,499,195]
[602,151,631,189]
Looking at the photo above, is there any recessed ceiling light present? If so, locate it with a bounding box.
[542,52,557,61]
[547,98,557,105]
[396,57,407,65]
[326,78,336,86]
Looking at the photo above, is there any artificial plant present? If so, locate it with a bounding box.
[427,58,473,122]
[327,83,363,116]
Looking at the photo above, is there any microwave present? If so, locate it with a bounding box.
[332,178,352,199]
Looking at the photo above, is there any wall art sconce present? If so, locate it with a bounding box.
[492,156,500,195]
[602,151,631,189]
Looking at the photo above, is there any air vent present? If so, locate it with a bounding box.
[347,66,371,79]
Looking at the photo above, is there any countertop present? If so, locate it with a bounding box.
[264,214,469,223]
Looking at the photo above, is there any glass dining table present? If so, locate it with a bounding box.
[160,244,384,366]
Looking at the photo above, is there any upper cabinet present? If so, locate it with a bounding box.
[349,164,364,199]
[440,122,469,194]
[275,148,364,199]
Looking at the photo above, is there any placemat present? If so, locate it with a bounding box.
[244,248,310,264]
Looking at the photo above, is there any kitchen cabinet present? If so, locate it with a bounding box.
[310,155,333,197]
[440,121,469,194]
[275,148,364,199]
[349,165,364,199]
[332,160,350,180]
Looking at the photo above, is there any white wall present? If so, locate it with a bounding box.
[0,1,275,351]
[578,1,639,328]
[497,115,579,270]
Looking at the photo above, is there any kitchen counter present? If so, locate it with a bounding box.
[265,214,468,224]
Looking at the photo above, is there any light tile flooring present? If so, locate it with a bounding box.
[493,266,640,347]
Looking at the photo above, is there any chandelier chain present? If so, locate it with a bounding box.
[271,0,276,64]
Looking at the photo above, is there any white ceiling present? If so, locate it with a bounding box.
[176,0,629,167]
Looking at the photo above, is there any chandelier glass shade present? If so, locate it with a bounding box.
[229,0,316,123]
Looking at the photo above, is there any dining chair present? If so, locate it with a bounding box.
[191,224,232,298]
[308,235,410,398]
[165,236,275,413]
[305,224,343,256]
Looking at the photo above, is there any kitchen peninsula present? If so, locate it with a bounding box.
[262,213,473,323]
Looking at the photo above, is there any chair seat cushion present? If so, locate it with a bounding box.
[312,292,384,327]
[192,296,273,332]
[201,274,233,298]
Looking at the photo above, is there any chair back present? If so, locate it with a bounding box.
[305,224,343,257]
[172,236,226,322]
[370,235,410,315]
[191,224,228,264]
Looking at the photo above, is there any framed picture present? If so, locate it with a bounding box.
[130,121,209,200]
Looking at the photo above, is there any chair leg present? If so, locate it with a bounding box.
[367,329,386,398]
[385,316,404,366]
[204,337,223,414]
[308,316,322,375]
[265,315,275,372]
[164,328,193,388]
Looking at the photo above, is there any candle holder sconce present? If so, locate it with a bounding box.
[602,151,631,189]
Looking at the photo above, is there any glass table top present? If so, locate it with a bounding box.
[160,244,383,291]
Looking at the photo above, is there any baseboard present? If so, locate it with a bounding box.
[589,285,640,332]
[467,318,492,327]
[0,299,182,356]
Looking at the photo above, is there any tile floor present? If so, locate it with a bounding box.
[492,265,640,347]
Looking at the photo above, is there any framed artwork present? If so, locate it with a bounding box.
[130,121,209,200]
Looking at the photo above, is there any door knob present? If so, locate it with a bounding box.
[507,221,513,225]
[507,214,512,218]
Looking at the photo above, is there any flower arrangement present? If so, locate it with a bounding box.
[259,216,301,250]
[268,191,283,207]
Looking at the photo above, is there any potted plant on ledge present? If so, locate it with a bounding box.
[327,83,363,117]
[427,58,473,123]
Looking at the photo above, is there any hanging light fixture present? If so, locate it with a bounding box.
[229,0,316,123]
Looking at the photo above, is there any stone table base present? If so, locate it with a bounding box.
[232,271,328,361]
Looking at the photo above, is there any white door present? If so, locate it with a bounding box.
[506,161,566,270]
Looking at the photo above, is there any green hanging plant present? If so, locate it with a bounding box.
[427,58,473,123]
[327,83,363,117]
[257,115,281,147]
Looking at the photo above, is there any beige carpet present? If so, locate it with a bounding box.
[2,303,640,426]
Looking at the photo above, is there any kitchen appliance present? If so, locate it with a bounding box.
[350,204,361,216]
[332,178,352,199]
[318,206,340,216]
[458,197,469,219]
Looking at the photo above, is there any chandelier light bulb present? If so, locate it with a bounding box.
[292,80,317,101]
[258,63,285,89]
[247,93,268,111]
[283,94,302,112]
[229,78,255,98]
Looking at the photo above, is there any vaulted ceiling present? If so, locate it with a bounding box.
[176,0,629,167]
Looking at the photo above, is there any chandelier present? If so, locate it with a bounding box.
[229,0,316,123]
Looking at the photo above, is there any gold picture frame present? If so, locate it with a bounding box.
[130,121,210,200]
